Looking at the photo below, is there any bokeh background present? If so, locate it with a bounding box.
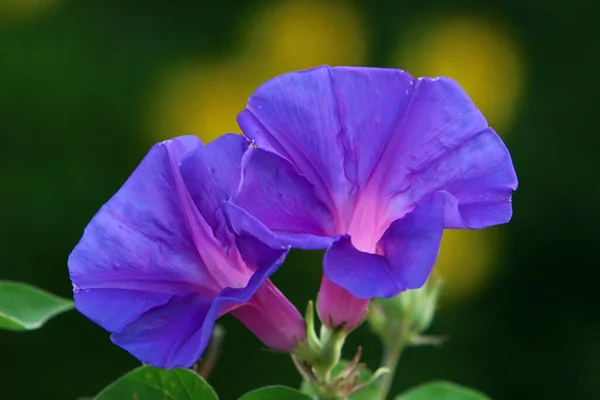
[1,0,598,399]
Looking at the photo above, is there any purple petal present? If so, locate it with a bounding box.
[111,239,293,368]
[222,201,292,269]
[413,128,518,229]
[238,67,352,221]
[68,135,220,294]
[74,289,172,333]
[348,74,517,230]
[232,148,336,249]
[293,66,415,192]
[111,293,217,368]
[70,136,303,368]
[237,66,415,225]
[180,134,252,248]
[231,280,305,351]
[324,192,449,298]
[239,66,517,239]
[375,192,447,290]
[323,235,397,299]
[93,233,291,369]
[224,201,334,252]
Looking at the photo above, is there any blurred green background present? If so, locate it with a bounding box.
[1,0,598,399]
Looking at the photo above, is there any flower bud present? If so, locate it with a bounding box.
[369,276,443,339]
[317,276,369,332]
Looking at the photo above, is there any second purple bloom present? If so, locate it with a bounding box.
[226,66,518,322]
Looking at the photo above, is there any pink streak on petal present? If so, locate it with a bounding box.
[231,279,305,351]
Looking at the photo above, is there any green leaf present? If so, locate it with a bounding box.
[94,366,218,400]
[0,280,73,331]
[396,381,491,400]
[239,386,313,400]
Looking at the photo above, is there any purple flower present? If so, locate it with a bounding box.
[226,66,518,314]
[68,135,305,369]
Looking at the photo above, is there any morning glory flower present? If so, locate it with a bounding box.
[225,66,518,326]
[68,135,305,369]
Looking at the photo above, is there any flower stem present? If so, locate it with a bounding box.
[196,325,225,379]
[378,337,407,400]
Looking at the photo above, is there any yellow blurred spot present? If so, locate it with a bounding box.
[148,0,366,144]
[434,229,502,304]
[392,14,526,132]
[249,0,366,73]
[148,62,252,143]
[0,0,62,23]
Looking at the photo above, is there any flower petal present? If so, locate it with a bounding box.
[70,136,302,368]
[405,128,518,229]
[238,66,352,220]
[232,148,336,249]
[367,77,518,229]
[323,235,397,299]
[180,134,252,248]
[376,192,447,290]
[111,292,217,368]
[293,66,415,192]
[68,135,219,294]
[238,66,415,225]
[112,246,293,368]
[324,192,449,298]
[222,201,294,269]
[74,289,172,333]
[239,66,517,233]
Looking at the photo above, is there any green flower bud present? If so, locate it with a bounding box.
[368,276,443,341]
[314,326,346,379]
[413,276,443,333]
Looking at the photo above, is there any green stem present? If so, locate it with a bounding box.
[378,337,407,400]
